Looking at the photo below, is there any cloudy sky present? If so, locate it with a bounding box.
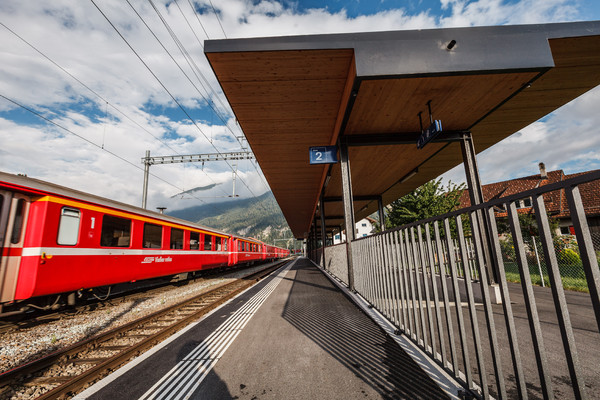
[1,0,599,214]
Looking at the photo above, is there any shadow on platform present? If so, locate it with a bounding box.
[282,259,449,399]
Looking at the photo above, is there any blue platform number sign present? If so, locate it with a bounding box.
[309,146,338,165]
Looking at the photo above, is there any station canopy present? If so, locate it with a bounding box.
[205,21,600,239]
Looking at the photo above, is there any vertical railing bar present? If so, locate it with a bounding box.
[381,234,394,321]
[434,220,458,375]
[564,186,600,333]
[365,238,374,305]
[487,206,527,400]
[507,201,554,400]
[401,229,417,340]
[376,235,388,316]
[469,210,506,399]
[406,228,422,344]
[357,239,364,294]
[366,239,374,304]
[395,230,409,332]
[372,236,383,312]
[389,232,403,330]
[456,215,488,398]
[418,225,436,357]
[411,227,428,348]
[444,217,473,389]
[533,194,586,399]
[385,232,400,327]
[426,222,447,365]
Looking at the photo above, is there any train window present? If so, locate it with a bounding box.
[143,223,162,248]
[190,231,200,250]
[57,207,80,245]
[216,238,222,251]
[222,239,228,251]
[204,234,213,251]
[170,228,184,249]
[100,215,131,247]
[10,198,26,244]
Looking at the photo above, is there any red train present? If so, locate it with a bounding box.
[0,171,290,317]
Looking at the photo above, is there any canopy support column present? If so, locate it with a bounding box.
[339,138,356,291]
[378,196,386,231]
[320,193,327,270]
[460,132,498,284]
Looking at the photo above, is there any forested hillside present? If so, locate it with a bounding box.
[167,191,293,244]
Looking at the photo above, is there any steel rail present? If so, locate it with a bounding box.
[0,260,290,399]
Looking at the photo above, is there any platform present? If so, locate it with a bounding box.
[77,258,457,399]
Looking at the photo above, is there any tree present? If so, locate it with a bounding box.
[387,178,466,229]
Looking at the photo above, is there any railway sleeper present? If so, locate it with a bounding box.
[24,376,72,386]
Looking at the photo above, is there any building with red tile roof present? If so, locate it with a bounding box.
[458,163,600,236]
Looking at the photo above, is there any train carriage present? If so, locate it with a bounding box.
[0,172,289,316]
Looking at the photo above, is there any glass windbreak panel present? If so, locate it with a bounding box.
[100,215,131,247]
[204,234,213,251]
[238,241,242,251]
[190,231,200,250]
[170,228,183,249]
[10,198,26,244]
[57,207,80,245]
[143,223,162,248]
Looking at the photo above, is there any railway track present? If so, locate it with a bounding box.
[0,262,266,336]
[0,260,290,399]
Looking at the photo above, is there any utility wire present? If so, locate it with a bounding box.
[92,0,265,207]
[0,18,230,198]
[0,20,177,155]
[185,0,209,39]
[169,0,273,194]
[146,0,247,154]
[208,0,227,38]
[0,92,224,214]
[142,0,272,196]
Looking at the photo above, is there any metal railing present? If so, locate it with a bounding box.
[314,170,600,399]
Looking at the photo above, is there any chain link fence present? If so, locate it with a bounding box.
[497,232,600,292]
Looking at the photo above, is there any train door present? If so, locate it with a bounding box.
[0,191,30,304]
[228,238,235,265]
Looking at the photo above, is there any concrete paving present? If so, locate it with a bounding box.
[79,258,451,399]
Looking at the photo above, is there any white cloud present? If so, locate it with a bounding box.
[0,0,597,213]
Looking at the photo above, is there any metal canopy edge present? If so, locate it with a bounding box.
[205,21,600,239]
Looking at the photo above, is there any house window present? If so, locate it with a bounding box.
[143,223,162,248]
[57,207,80,245]
[361,223,367,227]
[560,226,570,235]
[101,215,131,247]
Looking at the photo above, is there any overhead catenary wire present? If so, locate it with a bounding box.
[0,20,177,155]
[141,0,273,195]
[168,0,274,194]
[0,18,231,199]
[0,92,224,215]
[91,0,270,211]
[208,0,227,38]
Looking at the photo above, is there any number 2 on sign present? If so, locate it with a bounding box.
[315,151,323,161]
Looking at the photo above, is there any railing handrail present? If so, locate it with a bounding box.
[354,169,600,241]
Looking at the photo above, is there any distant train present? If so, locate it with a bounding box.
[0,171,290,317]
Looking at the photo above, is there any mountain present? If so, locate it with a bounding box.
[167,191,294,245]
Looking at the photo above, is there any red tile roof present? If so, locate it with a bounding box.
[458,169,600,218]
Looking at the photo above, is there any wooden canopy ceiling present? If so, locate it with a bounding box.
[205,21,600,239]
